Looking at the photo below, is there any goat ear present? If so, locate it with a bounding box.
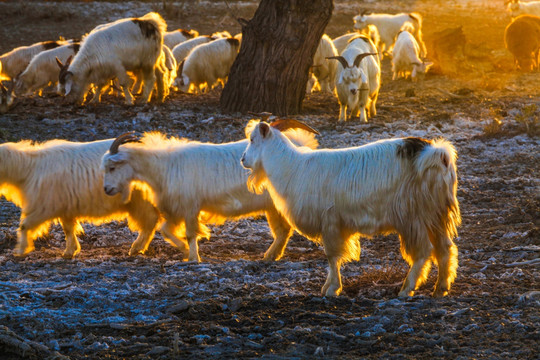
[259,122,270,138]
[109,156,126,165]
[64,74,73,96]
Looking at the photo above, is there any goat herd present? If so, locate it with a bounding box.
[0,2,534,299]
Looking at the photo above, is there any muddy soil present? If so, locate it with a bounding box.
[0,1,538,359]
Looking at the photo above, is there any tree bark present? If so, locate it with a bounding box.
[220,0,333,116]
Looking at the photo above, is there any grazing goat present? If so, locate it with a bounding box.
[0,138,160,258]
[328,36,380,122]
[15,43,80,96]
[101,129,318,262]
[0,81,14,114]
[241,119,461,298]
[176,38,240,93]
[163,29,199,49]
[353,12,426,58]
[504,15,540,71]
[171,36,214,69]
[58,12,166,105]
[311,34,338,93]
[506,0,540,18]
[0,40,67,80]
[392,27,433,81]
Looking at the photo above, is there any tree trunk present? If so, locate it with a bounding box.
[220,0,333,116]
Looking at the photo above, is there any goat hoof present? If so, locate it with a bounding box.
[128,248,144,257]
[398,290,413,298]
[262,252,281,262]
[13,246,34,257]
[432,289,448,298]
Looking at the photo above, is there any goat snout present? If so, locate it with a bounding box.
[104,186,116,196]
[350,88,357,95]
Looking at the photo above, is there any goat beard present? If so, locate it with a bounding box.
[246,166,268,195]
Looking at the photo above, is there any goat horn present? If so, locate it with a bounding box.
[109,132,141,155]
[327,56,350,69]
[270,119,320,135]
[248,111,272,122]
[353,53,377,67]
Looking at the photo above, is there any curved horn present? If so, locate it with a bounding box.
[270,119,320,135]
[109,132,141,155]
[327,56,350,69]
[353,52,377,67]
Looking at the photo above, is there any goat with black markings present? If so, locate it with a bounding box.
[242,119,461,298]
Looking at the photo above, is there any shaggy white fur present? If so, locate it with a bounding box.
[59,12,166,105]
[101,128,317,262]
[392,29,433,81]
[0,39,68,80]
[353,12,426,58]
[0,139,159,259]
[176,37,240,94]
[15,43,79,95]
[330,36,380,122]
[242,121,461,298]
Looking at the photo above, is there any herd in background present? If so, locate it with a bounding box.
[0,9,432,123]
[0,12,241,111]
[0,2,538,298]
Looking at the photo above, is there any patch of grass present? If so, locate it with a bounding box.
[483,107,503,137]
[515,104,540,137]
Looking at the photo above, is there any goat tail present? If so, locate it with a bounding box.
[140,12,168,35]
[415,138,461,240]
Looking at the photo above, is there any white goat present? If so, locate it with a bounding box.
[0,138,160,258]
[176,38,240,93]
[506,0,540,17]
[328,36,380,122]
[101,129,318,262]
[392,27,433,81]
[0,40,68,80]
[241,119,461,298]
[15,43,80,96]
[171,36,214,68]
[0,81,15,114]
[163,29,199,49]
[333,33,357,55]
[353,12,426,58]
[58,12,166,105]
[311,34,338,93]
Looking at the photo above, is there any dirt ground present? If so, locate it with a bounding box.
[0,0,539,359]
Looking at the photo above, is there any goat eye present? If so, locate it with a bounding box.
[109,167,115,172]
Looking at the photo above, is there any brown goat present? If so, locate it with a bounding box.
[504,15,540,71]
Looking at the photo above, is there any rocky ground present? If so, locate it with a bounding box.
[0,1,539,359]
